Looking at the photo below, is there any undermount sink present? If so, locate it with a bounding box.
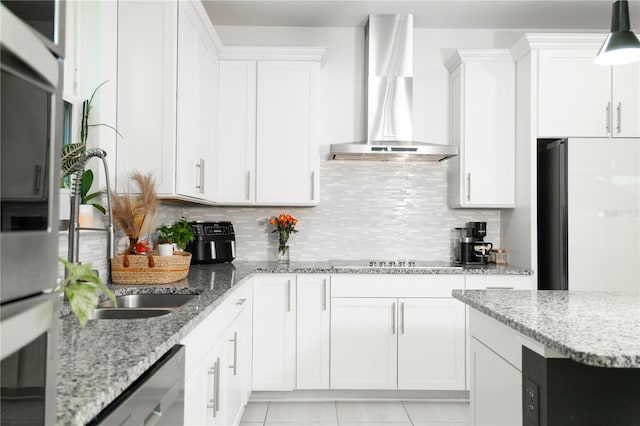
[89,308,174,320]
[98,294,197,309]
[88,294,197,320]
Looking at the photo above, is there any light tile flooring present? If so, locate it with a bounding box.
[240,401,471,426]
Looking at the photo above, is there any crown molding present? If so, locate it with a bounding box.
[445,49,513,71]
[219,46,328,67]
[511,33,606,62]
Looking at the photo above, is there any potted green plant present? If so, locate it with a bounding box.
[58,258,117,327]
[156,218,195,252]
[60,81,121,224]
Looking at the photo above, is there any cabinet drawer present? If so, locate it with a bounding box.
[331,274,465,298]
[465,275,534,290]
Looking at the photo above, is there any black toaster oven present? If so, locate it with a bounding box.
[185,221,236,264]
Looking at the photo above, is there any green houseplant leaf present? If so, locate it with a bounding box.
[156,218,195,250]
[58,258,117,327]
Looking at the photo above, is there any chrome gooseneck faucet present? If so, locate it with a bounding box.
[67,148,115,270]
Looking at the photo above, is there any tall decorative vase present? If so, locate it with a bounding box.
[278,245,290,264]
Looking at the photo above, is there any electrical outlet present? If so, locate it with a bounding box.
[524,377,540,426]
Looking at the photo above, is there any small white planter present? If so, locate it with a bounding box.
[78,204,94,228]
[157,243,174,257]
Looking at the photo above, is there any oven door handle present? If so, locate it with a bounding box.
[1,293,58,360]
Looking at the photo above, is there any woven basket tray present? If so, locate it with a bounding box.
[111,251,192,285]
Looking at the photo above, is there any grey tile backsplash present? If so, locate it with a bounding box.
[59,160,500,276]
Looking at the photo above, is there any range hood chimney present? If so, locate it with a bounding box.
[330,14,458,162]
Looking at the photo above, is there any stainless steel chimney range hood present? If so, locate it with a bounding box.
[330,14,458,162]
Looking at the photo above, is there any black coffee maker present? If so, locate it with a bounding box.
[455,222,493,264]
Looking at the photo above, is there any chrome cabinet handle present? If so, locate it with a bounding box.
[214,358,220,414]
[207,359,218,416]
[486,286,514,290]
[229,331,238,376]
[33,165,42,195]
[246,170,251,200]
[400,302,405,334]
[322,279,327,311]
[606,101,611,134]
[391,302,396,334]
[466,173,471,202]
[286,280,291,312]
[195,159,205,193]
[617,102,622,134]
[311,171,315,200]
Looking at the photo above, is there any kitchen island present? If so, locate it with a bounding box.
[453,290,640,426]
[57,261,531,425]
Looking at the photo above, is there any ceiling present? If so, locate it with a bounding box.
[202,0,640,30]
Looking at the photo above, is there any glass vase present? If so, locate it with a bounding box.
[278,245,290,264]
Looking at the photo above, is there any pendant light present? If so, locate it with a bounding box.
[594,0,640,65]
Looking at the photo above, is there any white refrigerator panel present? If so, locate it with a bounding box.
[568,138,640,292]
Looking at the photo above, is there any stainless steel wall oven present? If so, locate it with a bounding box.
[1,1,64,424]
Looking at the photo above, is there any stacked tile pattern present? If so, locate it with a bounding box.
[59,161,501,266]
[182,160,500,261]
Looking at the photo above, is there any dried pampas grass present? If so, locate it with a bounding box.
[111,172,158,266]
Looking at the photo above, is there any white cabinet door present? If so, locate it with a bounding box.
[117,0,218,202]
[398,298,465,390]
[217,61,257,204]
[612,62,640,138]
[116,0,177,194]
[447,51,515,208]
[296,274,330,389]
[252,275,296,391]
[223,316,246,426]
[538,49,611,138]
[256,61,319,205]
[330,298,398,389]
[176,1,203,199]
[471,337,522,426]
[184,337,226,426]
[176,1,217,200]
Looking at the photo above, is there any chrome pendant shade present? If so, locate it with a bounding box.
[595,0,640,65]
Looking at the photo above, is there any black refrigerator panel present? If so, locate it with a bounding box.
[537,139,568,291]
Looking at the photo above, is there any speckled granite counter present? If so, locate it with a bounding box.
[57,261,531,425]
[453,290,640,368]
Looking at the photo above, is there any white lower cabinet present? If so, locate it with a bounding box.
[252,274,296,391]
[296,274,330,389]
[470,336,521,426]
[182,281,252,425]
[330,275,466,391]
[331,297,398,389]
[398,298,465,390]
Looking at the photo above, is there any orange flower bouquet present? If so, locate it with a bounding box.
[269,214,298,256]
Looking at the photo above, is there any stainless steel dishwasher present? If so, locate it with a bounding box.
[89,345,185,426]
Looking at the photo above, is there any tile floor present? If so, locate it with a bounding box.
[239,401,471,426]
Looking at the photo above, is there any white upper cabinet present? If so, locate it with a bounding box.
[116,0,220,202]
[176,1,219,200]
[217,61,257,204]
[256,61,319,205]
[217,48,325,206]
[530,35,640,139]
[446,50,516,208]
[612,62,640,138]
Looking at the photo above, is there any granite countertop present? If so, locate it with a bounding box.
[453,290,640,369]
[57,261,531,425]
